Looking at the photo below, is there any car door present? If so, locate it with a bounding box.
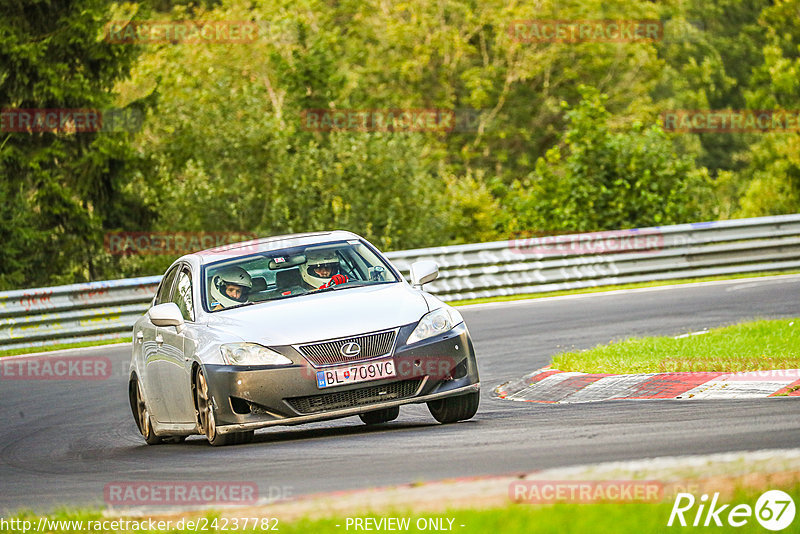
[155,265,198,423]
[141,265,180,424]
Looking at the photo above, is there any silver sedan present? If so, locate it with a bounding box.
[128,231,480,446]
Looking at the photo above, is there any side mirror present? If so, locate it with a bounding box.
[410,260,439,288]
[149,302,185,332]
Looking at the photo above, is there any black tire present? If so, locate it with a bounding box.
[359,406,400,425]
[207,429,254,447]
[227,431,255,445]
[132,379,162,445]
[427,391,480,424]
[195,368,254,446]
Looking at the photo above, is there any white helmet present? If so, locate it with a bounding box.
[209,266,253,308]
[301,249,340,289]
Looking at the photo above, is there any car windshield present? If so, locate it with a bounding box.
[203,240,400,312]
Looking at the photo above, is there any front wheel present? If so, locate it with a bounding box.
[195,369,254,446]
[427,391,479,424]
[359,406,399,425]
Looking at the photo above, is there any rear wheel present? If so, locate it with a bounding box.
[359,406,399,425]
[195,369,254,446]
[133,379,162,445]
[427,391,479,424]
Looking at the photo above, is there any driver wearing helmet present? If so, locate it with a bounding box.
[209,266,253,310]
[301,249,349,290]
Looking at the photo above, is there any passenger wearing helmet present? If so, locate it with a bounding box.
[301,249,349,290]
[209,266,253,310]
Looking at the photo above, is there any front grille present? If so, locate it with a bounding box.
[297,329,397,367]
[285,379,422,415]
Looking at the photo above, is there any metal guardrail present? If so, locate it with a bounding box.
[2,214,799,350]
[385,214,800,301]
[0,277,160,350]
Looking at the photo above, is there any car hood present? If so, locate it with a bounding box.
[206,283,430,345]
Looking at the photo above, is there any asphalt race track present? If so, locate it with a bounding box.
[1,276,799,513]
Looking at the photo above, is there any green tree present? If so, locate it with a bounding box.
[122,0,449,256]
[654,0,772,175]
[735,0,800,217]
[0,0,153,289]
[509,86,711,233]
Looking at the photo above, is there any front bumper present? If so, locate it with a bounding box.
[202,322,480,433]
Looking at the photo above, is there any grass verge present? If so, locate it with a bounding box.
[0,338,130,358]
[551,318,800,374]
[3,482,798,533]
[275,488,799,534]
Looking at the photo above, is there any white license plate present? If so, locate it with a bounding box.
[315,359,395,389]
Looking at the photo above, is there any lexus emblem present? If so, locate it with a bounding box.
[340,342,362,358]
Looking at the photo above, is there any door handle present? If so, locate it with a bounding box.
[155,334,164,346]
[136,331,143,343]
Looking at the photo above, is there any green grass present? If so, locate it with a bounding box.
[3,483,798,533]
[280,499,795,534]
[551,318,800,374]
[0,337,130,358]
[451,270,800,307]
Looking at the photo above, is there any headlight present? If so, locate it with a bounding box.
[407,307,464,345]
[220,343,292,366]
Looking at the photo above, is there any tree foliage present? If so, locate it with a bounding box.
[0,0,153,288]
[508,87,710,233]
[2,0,799,289]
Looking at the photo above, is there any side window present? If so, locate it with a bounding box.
[155,266,179,306]
[172,269,195,322]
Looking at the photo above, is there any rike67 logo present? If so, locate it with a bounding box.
[668,490,796,531]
